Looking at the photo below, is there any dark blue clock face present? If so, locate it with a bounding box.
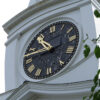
[23,21,79,79]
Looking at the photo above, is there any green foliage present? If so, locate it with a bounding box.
[83,44,100,100]
[83,70,100,100]
[93,90,100,100]
[83,96,87,100]
[94,10,100,18]
[92,35,100,44]
[94,45,100,59]
[83,45,90,58]
[83,7,100,98]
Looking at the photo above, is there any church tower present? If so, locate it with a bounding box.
[0,0,99,100]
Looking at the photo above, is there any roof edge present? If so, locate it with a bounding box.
[3,0,90,34]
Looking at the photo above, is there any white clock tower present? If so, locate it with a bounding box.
[0,0,99,100]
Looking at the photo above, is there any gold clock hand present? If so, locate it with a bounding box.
[24,48,47,57]
[37,34,53,50]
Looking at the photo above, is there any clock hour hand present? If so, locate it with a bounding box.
[37,34,53,50]
[40,37,62,56]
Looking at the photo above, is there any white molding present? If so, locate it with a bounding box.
[29,0,43,6]
[7,80,95,100]
[0,89,14,100]
[92,0,100,12]
[3,0,90,35]
[4,0,90,46]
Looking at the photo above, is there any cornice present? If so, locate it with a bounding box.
[3,0,90,35]
[28,0,42,6]
[92,0,100,12]
[0,89,14,100]
[7,80,97,100]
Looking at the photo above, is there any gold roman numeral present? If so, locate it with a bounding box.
[59,60,64,66]
[50,26,56,33]
[26,58,32,64]
[29,48,36,51]
[61,24,65,30]
[47,67,52,75]
[66,46,74,53]
[28,64,35,73]
[69,35,76,41]
[35,68,42,76]
[67,27,73,33]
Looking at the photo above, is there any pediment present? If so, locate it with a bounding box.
[7,80,95,100]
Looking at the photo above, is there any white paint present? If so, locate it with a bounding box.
[5,81,95,100]
[92,0,100,12]
[29,0,43,6]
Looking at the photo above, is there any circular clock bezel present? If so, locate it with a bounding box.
[19,17,83,82]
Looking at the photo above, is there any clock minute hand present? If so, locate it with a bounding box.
[24,48,47,57]
[37,34,53,50]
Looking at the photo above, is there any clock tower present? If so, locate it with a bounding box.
[0,0,99,100]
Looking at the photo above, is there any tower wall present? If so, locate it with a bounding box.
[3,0,98,91]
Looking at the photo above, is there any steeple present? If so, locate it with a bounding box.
[29,0,43,6]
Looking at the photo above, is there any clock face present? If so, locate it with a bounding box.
[23,21,79,79]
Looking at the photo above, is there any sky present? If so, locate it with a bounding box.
[0,0,100,94]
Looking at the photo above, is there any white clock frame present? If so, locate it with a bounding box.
[19,17,83,82]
